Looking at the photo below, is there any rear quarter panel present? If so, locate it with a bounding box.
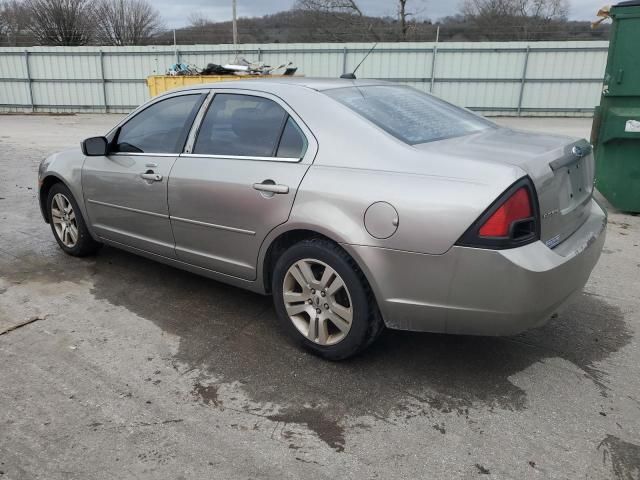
[290,163,524,255]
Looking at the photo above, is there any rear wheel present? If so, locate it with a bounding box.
[272,238,383,360]
[47,183,100,257]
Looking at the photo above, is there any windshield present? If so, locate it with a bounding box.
[325,85,494,145]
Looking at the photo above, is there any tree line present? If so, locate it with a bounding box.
[0,0,609,47]
[0,0,162,46]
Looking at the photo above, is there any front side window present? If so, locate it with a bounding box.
[193,93,307,159]
[114,94,203,154]
[325,85,494,145]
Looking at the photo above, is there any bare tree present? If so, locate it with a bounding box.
[295,0,363,16]
[187,11,211,28]
[0,0,30,45]
[294,0,380,41]
[94,0,162,46]
[398,0,409,39]
[461,0,569,40]
[462,0,518,18]
[184,11,213,43]
[25,0,95,45]
[463,0,568,18]
[520,0,569,18]
[397,0,426,40]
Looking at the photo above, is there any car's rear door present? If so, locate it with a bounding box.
[168,89,317,280]
[82,91,206,257]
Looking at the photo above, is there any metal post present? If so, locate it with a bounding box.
[342,46,348,75]
[99,51,107,113]
[173,29,179,64]
[517,45,531,116]
[258,47,262,62]
[429,26,440,93]
[24,50,34,112]
[232,0,238,54]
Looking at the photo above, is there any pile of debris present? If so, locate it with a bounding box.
[167,58,297,77]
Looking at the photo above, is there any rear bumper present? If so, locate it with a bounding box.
[345,198,607,336]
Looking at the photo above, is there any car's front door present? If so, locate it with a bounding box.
[168,90,316,280]
[82,92,206,257]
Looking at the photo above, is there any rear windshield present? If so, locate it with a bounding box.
[325,85,494,145]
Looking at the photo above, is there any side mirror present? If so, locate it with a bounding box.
[81,136,109,156]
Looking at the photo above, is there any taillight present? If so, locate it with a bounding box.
[456,177,539,249]
[479,187,532,237]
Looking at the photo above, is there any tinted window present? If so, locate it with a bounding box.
[115,94,203,154]
[277,117,307,158]
[194,94,288,157]
[325,85,494,145]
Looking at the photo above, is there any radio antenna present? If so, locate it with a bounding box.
[340,43,378,80]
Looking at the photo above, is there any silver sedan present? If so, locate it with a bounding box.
[38,78,607,360]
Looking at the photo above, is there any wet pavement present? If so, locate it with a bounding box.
[1,115,639,479]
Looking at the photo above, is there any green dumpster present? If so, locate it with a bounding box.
[593,0,640,212]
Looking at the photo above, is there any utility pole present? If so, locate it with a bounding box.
[232,0,238,53]
[173,29,178,64]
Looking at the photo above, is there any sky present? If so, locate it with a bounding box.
[154,0,607,28]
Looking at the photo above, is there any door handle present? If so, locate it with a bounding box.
[253,182,289,194]
[140,172,163,182]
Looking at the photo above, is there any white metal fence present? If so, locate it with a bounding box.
[0,41,608,116]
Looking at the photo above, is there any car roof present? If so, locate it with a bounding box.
[171,77,390,94]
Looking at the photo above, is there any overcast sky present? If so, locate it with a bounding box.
[156,0,606,28]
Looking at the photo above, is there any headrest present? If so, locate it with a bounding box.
[231,106,284,141]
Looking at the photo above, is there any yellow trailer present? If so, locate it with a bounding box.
[147,75,289,97]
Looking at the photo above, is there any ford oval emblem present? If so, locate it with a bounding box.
[572,145,586,158]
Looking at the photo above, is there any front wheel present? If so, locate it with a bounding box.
[272,238,383,360]
[47,183,101,257]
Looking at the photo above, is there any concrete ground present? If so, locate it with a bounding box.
[1,115,639,480]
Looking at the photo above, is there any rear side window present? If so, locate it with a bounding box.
[193,94,307,158]
[114,94,203,154]
[325,85,494,145]
[277,117,308,158]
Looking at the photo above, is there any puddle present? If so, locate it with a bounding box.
[512,292,631,396]
[268,408,346,452]
[193,383,222,407]
[3,244,633,452]
[72,247,629,446]
[592,435,640,479]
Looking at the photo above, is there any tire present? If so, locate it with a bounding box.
[272,237,384,360]
[47,183,101,257]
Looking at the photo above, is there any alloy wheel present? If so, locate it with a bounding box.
[51,193,79,248]
[283,258,353,346]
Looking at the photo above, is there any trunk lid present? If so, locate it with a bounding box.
[415,127,595,249]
